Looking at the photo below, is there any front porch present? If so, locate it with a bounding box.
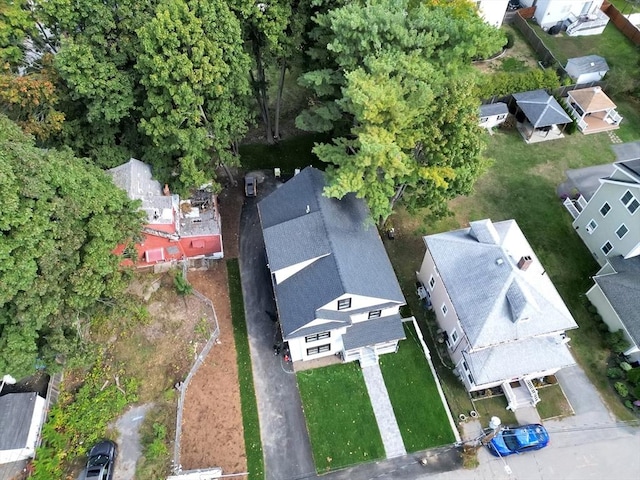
[502,378,541,411]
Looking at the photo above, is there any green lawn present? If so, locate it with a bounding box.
[227,259,264,479]
[297,363,385,472]
[379,323,456,451]
[471,395,517,426]
[537,384,574,420]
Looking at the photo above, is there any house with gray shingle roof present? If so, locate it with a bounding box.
[0,392,46,464]
[565,55,609,84]
[561,144,640,362]
[258,167,407,366]
[587,256,640,362]
[513,89,572,143]
[417,219,578,410]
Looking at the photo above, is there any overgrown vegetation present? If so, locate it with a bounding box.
[476,68,561,99]
[227,259,264,479]
[31,361,138,479]
[297,363,385,472]
[174,271,193,296]
[136,392,176,480]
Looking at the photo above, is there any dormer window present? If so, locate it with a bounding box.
[337,298,351,310]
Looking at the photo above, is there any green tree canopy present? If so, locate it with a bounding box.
[298,0,505,223]
[136,0,252,191]
[0,115,144,379]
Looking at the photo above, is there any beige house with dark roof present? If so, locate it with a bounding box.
[416,219,578,411]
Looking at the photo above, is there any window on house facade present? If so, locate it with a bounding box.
[368,310,382,319]
[480,117,488,123]
[462,360,474,385]
[497,114,506,120]
[450,329,459,344]
[586,219,598,234]
[337,298,351,310]
[616,224,628,239]
[601,241,613,256]
[600,202,611,217]
[305,332,330,343]
[441,304,448,316]
[306,344,331,355]
[429,275,435,290]
[621,190,639,214]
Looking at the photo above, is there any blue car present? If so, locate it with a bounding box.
[486,424,549,457]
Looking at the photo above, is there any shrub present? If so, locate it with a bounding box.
[505,31,515,49]
[476,68,561,100]
[626,368,640,386]
[620,361,632,372]
[606,330,630,354]
[614,382,628,397]
[607,367,624,379]
[174,271,193,296]
[634,384,640,400]
[624,399,633,410]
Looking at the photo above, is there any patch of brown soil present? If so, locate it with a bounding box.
[179,264,246,475]
[218,181,244,259]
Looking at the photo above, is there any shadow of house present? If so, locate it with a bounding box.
[513,89,572,143]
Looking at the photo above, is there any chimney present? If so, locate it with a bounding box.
[163,183,170,196]
[517,255,533,271]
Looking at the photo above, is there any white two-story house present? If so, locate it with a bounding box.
[417,219,578,410]
[258,167,408,367]
[562,144,640,361]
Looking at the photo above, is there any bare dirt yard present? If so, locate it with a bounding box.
[178,182,248,475]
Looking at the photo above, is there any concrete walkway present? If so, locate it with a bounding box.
[362,364,407,459]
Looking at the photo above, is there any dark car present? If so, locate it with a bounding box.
[244,175,257,197]
[84,440,116,480]
[486,424,549,457]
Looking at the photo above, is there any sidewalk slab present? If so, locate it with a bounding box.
[362,364,407,459]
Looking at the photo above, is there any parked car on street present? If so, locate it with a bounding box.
[84,440,117,480]
[486,424,549,457]
[244,175,257,197]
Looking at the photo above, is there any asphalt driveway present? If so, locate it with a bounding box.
[239,174,316,480]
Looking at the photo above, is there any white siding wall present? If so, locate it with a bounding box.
[318,293,395,314]
[477,0,509,27]
[479,114,508,130]
[586,283,640,362]
[574,183,640,266]
[288,326,347,362]
[521,0,604,29]
[350,305,401,323]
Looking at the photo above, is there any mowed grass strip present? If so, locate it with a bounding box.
[379,323,456,452]
[297,363,385,472]
[227,259,264,479]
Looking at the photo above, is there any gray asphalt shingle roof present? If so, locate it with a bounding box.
[0,392,38,450]
[513,89,572,128]
[565,55,609,75]
[342,315,406,350]
[424,219,577,349]
[258,167,405,339]
[480,102,509,118]
[463,335,576,385]
[612,141,640,163]
[594,256,640,346]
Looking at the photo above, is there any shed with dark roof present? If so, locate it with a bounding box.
[565,55,609,84]
[0,392,46,464]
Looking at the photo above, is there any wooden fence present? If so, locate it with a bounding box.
[509,11,567,74]
[602,0,640,46]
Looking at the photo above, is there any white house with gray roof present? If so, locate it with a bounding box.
[417,219,578,410]
[561,143,640,361]
[258,167,407,366]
